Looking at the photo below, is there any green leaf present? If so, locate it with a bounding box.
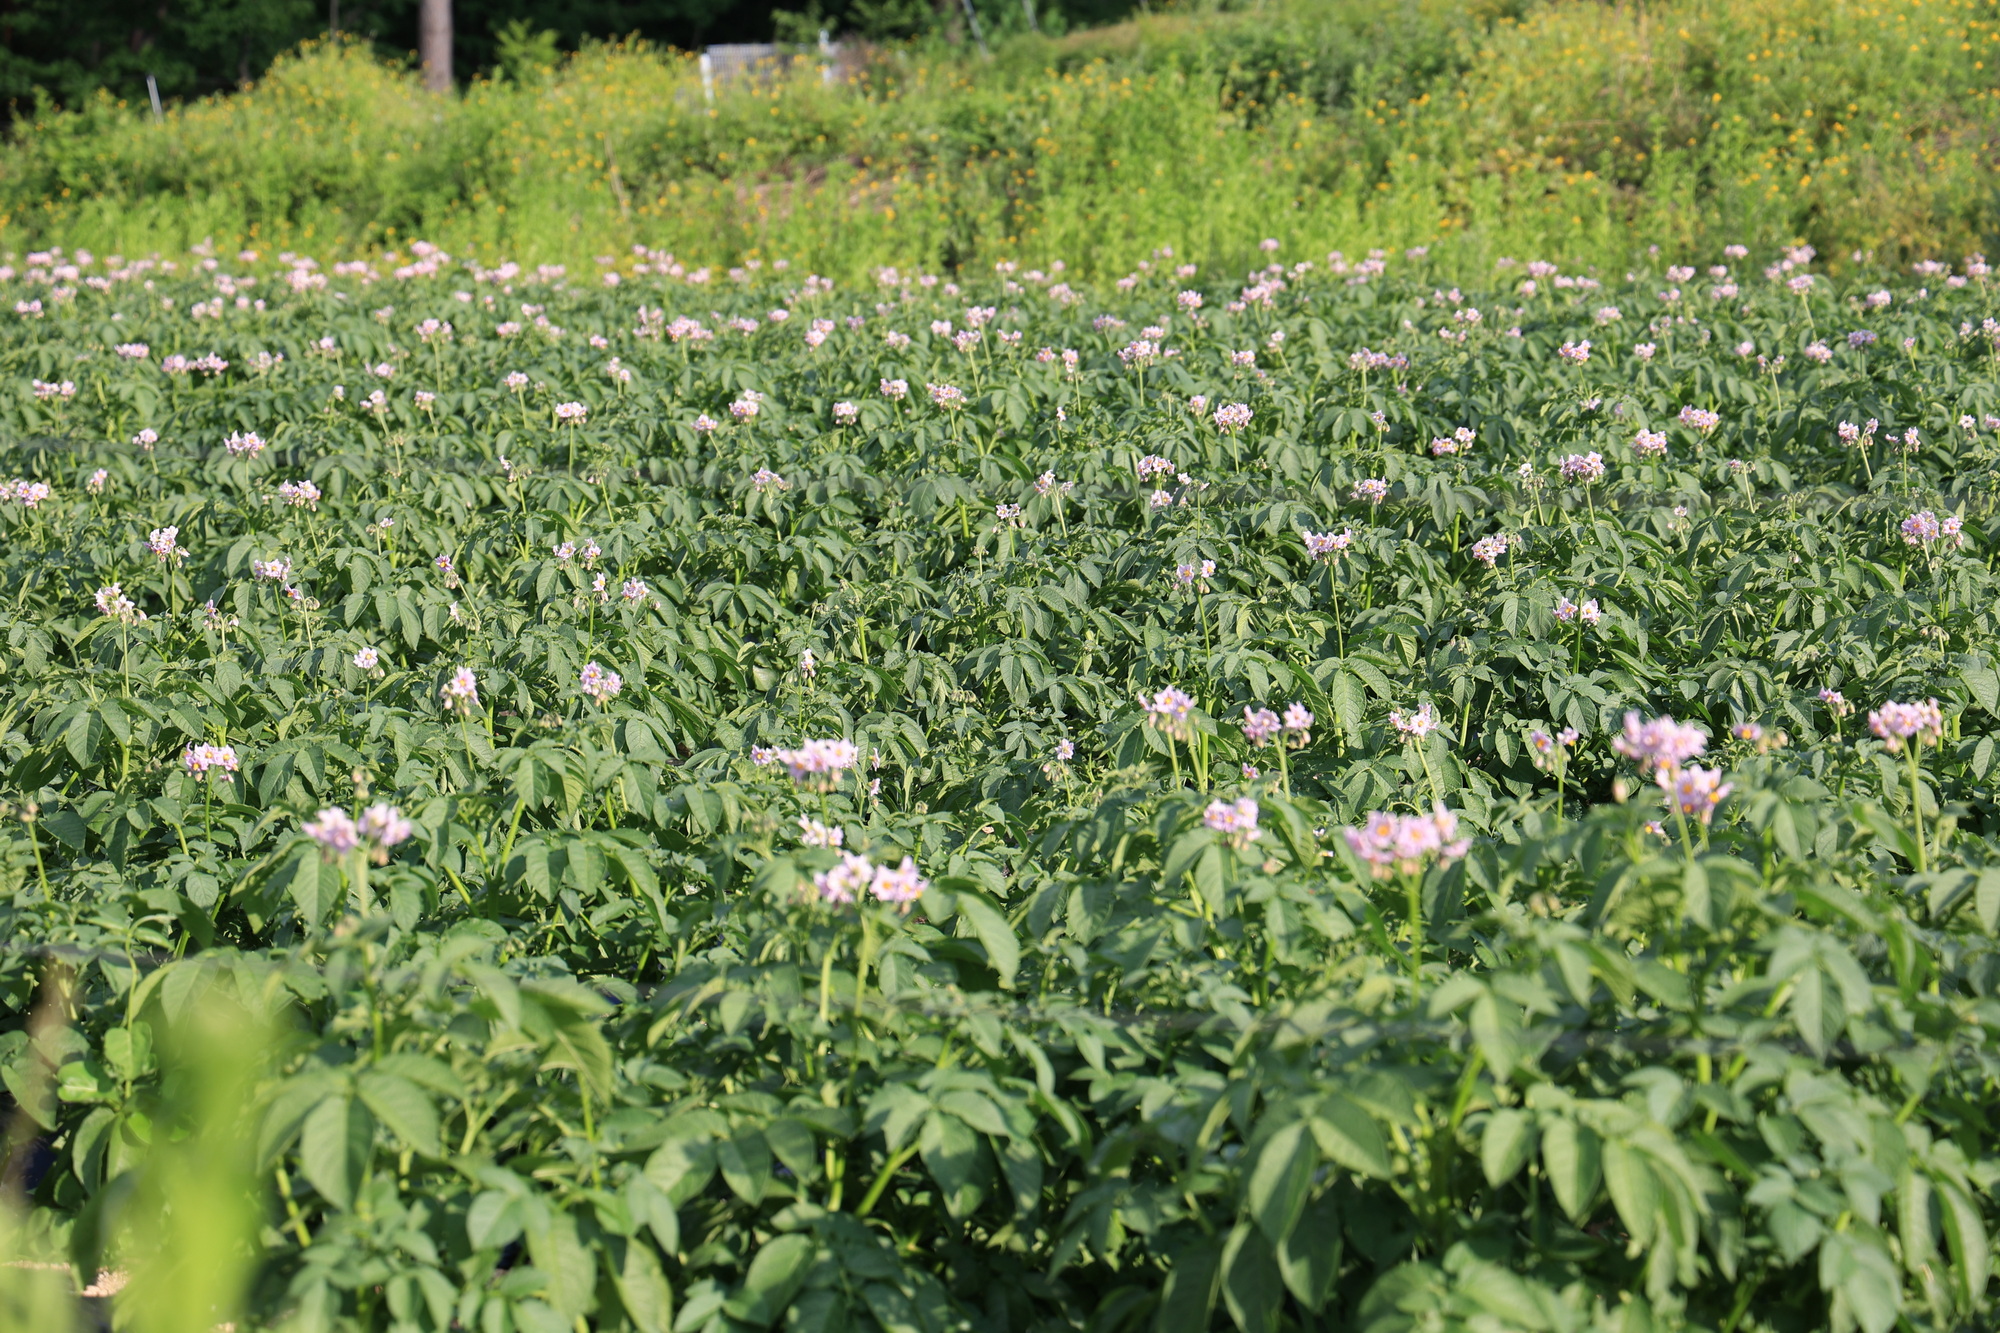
[716,1129,772,1205]
[1962,664,2000,715]
[1977,868,2000,933]
[1309,1094,1391,1180]
[1601,1138,1658,1249]
[955,892,1020,987]
[466,1191,524,1251]
[611,1237,674,1333]
[1481,1108,1537,1187]
[725,1233,815,1327]
[356,1070,441,1156]
[1154,1237,1222,1333]
[1935,1176,1989,1310]
[1246,1118,1316,1246]
[299,1094,372,1211]
[1540,1117,1602,1222]
[1221,1221,1282,1333]
[1276,1192,1342,1313]
[919,1109,989,1219]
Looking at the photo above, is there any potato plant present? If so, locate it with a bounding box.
[2,242,2000,1333]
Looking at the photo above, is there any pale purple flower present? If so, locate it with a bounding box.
[1470,533,1510,567]
[1214,403,1253,432]
[183,743,240,778]
[441,666,480,709]
[1390,703,1440,738]
[147,526,186,562]
[1559,452,1606,482]
[1343,804,1471,878]
[1662,765,1732,825]
[869,857,928,909]
[579,661,623,704]
[1611,711,1707,774]
[774,737,861,791]
[94,584,142,622]
[356,804,414,854]
[1351,478,1389,504]
[1203,797,1262,850]
[555,401,588,424]
[1146,687,1195,739]
[1633,429,1667,457]
[1240,707,1281,747]
[1303,528,1354,560]
[303,808,360,856]
[354,646,380,669]
[797,817,844,849]
[1869,699,1944,751]
[1678,406,1720,434]
[1901,511,1942,545]
[812,852,872,905]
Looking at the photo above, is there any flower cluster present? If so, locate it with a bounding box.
[797,817,844,849]
[147,526,187,562]
[811,852,929,910]
[1559,452,1605,482]
[1526,727,1579,771]
[1664,766,1733,825]
[1554,596,1601,624]
[1145,686,1196,740]
[303,803,416,863]
[183,743,240,778]
[278,479,321,509]
[1239,707,1280,746]
[1611,711,1707,774]
[1343,805,1471,878]
[2,478,51,507]
[1390,703,1440,738]
[1470,532,1511,567]
[1302,528,1354,560]
[579,661,623,704]
[1868,699,1944,751]
[440,666,480,711]
[94,584,144,623]
[1900,510,1964,547]
[1203,797,1262,849]
[774,737,860,791]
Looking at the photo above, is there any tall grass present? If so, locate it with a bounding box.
[1,0,1996,277]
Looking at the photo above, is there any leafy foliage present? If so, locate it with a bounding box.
[2,237,2000,1332]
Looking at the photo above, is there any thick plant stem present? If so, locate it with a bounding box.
[853,913,877,1014]
[1907,745,1929,873]
[1405,871,1424,994]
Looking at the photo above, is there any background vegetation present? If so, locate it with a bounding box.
[3,0,1996,282]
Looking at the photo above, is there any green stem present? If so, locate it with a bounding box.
[853,913,878,1015]
[854,1143,920,1218]
[1907,744,1929,873]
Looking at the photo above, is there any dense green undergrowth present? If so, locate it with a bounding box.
[4,0,2000,278]
[4,239,2000,1330]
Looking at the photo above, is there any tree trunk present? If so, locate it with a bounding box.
[419,0,452,93]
